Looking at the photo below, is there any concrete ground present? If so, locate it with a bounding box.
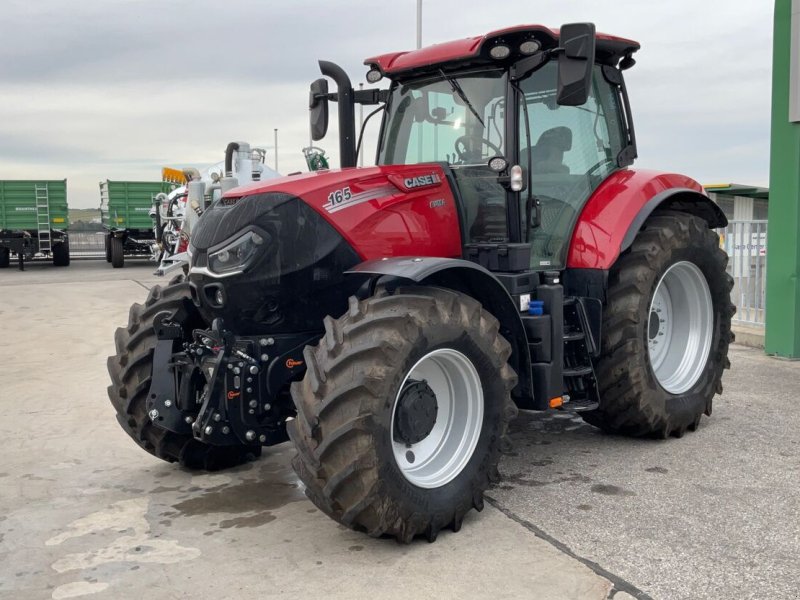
[1,261,798,600]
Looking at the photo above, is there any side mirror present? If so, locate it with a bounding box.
[309,78,329,141]
[556,22,596,106]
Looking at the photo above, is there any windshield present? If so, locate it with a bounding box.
[378,69,507,166]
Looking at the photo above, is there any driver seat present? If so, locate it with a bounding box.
[522,126,572,174]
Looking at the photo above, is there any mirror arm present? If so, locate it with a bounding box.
[353,89,389,105]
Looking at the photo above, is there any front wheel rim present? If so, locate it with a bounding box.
[647,261,714,394]
[391,348,483,489]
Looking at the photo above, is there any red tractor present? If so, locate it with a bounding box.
[108,23,733,542]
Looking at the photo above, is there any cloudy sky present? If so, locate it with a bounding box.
[0,0,773,208]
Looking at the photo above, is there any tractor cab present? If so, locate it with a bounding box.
[311,23,639,272]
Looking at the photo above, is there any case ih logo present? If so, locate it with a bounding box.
[403,173,441,189]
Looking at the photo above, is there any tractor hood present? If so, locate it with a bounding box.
[187,164,462,334]
[220,164,463,260]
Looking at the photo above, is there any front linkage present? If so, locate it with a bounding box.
[146,313,313,448]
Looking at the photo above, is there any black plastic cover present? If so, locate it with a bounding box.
[189,193,362,334]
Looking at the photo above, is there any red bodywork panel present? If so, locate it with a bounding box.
[233,165,462,260]
[567,169,706,270]
[365,24,639,76]
[233,167,705,272]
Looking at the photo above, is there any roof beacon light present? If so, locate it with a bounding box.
[489,44,511,60]
[519,40,541,55]
[366,67,383,83]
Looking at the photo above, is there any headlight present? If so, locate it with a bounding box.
[208,229,266,275]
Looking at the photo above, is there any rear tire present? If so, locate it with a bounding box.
[52,240,70,266]
[106,276,261,470]
[289,287,518,542]
[111,236,124,268]
[105,234,112,263]
[0,248,9,269]
[583,211,734,438]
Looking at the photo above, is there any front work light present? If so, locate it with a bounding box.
[519,40,541,55]
[208,230,265,276]
[488,156,508,172]
[366,67,383,83]
[489,44,511,60]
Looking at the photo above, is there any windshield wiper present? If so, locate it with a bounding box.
[439,69,484,127]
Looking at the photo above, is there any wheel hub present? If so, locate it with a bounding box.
[390,348,484,489]
[648,310,661,339]
[394,380,439,445]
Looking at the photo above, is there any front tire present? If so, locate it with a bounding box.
[289,287,518,542]
[107,276,261,470]
[0,248,9,269]
[583,211,734,437]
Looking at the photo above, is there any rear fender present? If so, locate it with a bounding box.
[346,257,535,408]
[568,170,727,270]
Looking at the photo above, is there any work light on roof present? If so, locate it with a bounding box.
[489,44,511,60]
[366,67,383,83]
[519,40,541,55]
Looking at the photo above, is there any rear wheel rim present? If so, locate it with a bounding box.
[391,348,483,489]
[647,261,714,394]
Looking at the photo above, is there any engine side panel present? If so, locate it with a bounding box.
[567,169,706,269]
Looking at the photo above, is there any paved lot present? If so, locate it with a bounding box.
[1,261,798,600]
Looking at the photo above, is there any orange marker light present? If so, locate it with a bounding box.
[549,396,563,409]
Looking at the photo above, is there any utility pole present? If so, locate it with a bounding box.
[765,0,800,357]
[416,0,422,49]
[274,128,278,173]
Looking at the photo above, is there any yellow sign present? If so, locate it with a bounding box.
[52,217,65,223]
[162,167,187,184]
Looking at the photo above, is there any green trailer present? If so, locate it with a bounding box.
[100,180,176,268]
[0,179,70,269]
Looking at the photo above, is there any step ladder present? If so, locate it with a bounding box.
[561,298,600,412]
[35,184,51,254]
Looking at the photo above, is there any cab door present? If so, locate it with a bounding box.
[517,62,627,269]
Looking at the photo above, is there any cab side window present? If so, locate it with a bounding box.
[519,63,626,268]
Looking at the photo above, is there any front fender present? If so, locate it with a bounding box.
[346,257,535,409]
[567,169,727,269]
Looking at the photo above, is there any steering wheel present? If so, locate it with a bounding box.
[454,135,502,162]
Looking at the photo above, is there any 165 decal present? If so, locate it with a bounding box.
[326,186,352,209]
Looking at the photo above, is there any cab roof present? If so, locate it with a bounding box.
[364,24,640,77]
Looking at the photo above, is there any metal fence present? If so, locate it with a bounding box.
[68,231,106,258]
[718,220,768,326]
